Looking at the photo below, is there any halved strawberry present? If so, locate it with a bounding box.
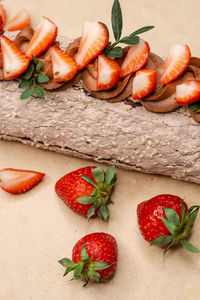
[0,168,45,194]
[75,22,108,71]
[50,45,77,82]
[0,4,7,25]
[160,44,191,86]
[176,80,200,105]
[97,54,120,90]
[120,38,150,78]
[132,68,157,99]
[26,17,57,60]
[0,35,29,80]
[4,10,30,32]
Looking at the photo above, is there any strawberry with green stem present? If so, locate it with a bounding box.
[137,194,200,255]
[55,166,117,220]
[59,232,118,286]
[19,55,49,100]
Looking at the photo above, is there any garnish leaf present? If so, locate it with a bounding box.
[34,85,45,99]
[160,217,177,234]
[130,26,155,37]
[81,244,89,261]
[87,205,96,219]
[112,0,123,41]
[59,258,74,268]
[150,235,173,246]
[87,270,101,282]
[76,195,96,204]
[92,167,104,184]
[18,79,32,89]
[36,74,49,83]
[32,55,38,64]
[92,261,110,270]
[99,204,110,220]
[35,60,43,72]
[23,64,35,80]
[105,165,116,185]
[20,87,34,100]
[188,101,200,111]
[164,207,180,226]
[80,175,97,188]
[181,240,200,253]
[120,35,139,45]
[106,46,122,58]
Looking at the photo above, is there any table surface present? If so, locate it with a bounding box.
[0,0,200,299]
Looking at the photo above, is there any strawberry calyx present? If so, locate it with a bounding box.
[59,244,111,287]
[150,201,200,254]
[76,166,117,220]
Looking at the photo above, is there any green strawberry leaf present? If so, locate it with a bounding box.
[92,261,111,271]
[105,165,116,185]
[87,270,101,282]
[164,207,180,226]
[186,205,200,216]
[87,205,96,219]
[181,200,186,219]
[63,264,76,276]
[74,263,84,278]
[188,101,200,111]
[59,258,74,268]
[18,79,32,89]
[76,195,96,204]
[35,74,49,83]
[105,46,122,58]
[34,85,45,99]
[120,35,139,45]
[150,235,173,246]
[20,87,34,100]
[80,175,97,188]
[99,204,110,220]
[81,244,89,262]
[160,217,177,234]
[181,240,200,253]
[188,207,199,226]
[92,167,104,184]
[112,0,123,41]
[35,60,43,72]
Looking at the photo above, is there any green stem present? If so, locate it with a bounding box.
[105,40,119,54]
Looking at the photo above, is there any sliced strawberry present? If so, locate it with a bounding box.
[26,17,57,60]
[120,38,150,78]
[50,45,77,82]
[0,4,7,25]
[0,168,45,194]
[176,80,200,105]
[0,15,3,33]
[0,35,29,80]
[97,54,120,90]
[75,22,108,71]
[4,10,30,32]
[132,68,157,99]
[160,44,191,86]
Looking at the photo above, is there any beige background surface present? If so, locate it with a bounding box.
[0,0,200,299]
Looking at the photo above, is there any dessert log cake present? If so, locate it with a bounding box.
[0,4,200,185]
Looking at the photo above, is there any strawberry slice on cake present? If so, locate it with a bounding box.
[75,22,108,71]
[4,10,31,31]
[97,54,120,90]
[26,17,57,59]
[120,39,150,78]
[160,44,191,85]
[0,35,29,80]
[50,45,77,82]
[132,68,157,99]
[176,80,200,105]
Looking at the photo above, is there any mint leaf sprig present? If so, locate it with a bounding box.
[189,100,200,112]
[104,0,154,58]
[19,55,49,100]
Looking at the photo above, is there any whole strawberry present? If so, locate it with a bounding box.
[55,166,117,220]
[137,194,200,254]
[59,232,118,286]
